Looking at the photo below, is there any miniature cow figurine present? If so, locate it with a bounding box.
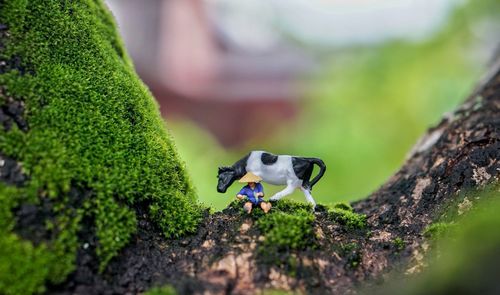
[217,151,326,207]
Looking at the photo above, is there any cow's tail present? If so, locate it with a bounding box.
[307,158,326,190]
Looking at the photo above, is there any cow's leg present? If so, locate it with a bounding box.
[301,164,314,190]
[269,184,296,201]
[300,187,316,209]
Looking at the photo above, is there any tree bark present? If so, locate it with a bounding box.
[49,57,499,295]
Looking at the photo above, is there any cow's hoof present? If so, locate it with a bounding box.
[313,204,328,212]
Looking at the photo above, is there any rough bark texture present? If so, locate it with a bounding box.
[46,58,499,294]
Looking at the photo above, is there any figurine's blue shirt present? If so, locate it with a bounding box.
[238,183,264,205]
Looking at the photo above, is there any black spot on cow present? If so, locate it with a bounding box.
[261,153,278,165]
[292,157,313,182]
[292,157,326,190]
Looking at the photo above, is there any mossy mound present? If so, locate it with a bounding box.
[327,204,367,230]
[257,209,316,251]
[227,198,367,253]
[0,0,202,293]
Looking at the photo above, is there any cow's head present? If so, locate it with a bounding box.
[217,166,237,193]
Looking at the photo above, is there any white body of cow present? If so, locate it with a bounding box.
[244,151,316,206]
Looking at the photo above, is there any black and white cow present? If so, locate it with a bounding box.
[217,151,326,207]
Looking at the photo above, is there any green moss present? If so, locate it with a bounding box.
[328,206,367,230]
[145,285,177,295]
[257,209,315,251]
[271,199,314,213]
[340,242,358,253]
[226,198,245,210]
[393,237,405,251]
[286,255,299,277]
[421,186,499,244]
[95,195,138,272]
[331,201,353,211]
[227,199,314,221]
[0,233,51,295]
[254,201,317,270]
[338,242,361,268]
[423,222,456,240]
[0,0,203,292]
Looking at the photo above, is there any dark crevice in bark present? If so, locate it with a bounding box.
[12,184,93,245]
[12,197,57,245]
[0,22,30,132]
[0,153,28,186]
[0,85,29,132]
[49,209,103,295]
[0,23,35,76]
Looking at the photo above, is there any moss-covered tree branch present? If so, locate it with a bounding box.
[0,1,203,293]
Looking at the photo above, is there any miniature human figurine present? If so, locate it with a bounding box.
[217,151,326,208]
[236,172,272,214]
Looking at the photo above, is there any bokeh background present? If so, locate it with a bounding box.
[106,0,499,210]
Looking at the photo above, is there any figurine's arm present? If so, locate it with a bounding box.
[237,187,247,200]
[255,183,264,198]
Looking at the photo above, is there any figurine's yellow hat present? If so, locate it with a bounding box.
[238,172,262,183]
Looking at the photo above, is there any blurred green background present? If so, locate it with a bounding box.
[166,0,498,210]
